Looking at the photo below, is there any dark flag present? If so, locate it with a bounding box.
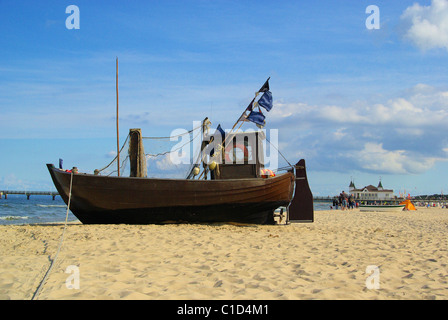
[215,124,226,141]
[259,77,270,92]
[246,111,266,126]
[243,77,270,112]
[210,124,226,156]
[258,90,273,111]
[236,77,271,126]
[244,98,254,113]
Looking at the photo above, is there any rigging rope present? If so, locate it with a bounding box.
[265,136,294,169]
[97,124,203,178]
[31,171,74,300]
[205,121,244,164]
[142,123,202,140]
[196,120,294,178]
[105,154,130,177]
[145,127,202,158]
[97,134,130,174]
[195,120,245,180]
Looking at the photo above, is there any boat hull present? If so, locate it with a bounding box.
[359,205,405,212]
[47,164,295,224]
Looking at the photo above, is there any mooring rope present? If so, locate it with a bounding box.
[31,171,74,300]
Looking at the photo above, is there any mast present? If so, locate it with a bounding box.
[116,57,120,177]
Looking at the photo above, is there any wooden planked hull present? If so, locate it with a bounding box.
[47,164,295,224]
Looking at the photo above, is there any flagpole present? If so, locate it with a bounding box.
[116,57,120,177]
[221,77,270,156]
[232,77,270,130]
[200,77,271,180]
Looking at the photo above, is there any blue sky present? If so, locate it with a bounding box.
[1,0,448,196]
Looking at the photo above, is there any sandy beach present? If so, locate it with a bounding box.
[0,207,447,300]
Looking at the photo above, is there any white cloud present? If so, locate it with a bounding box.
[350,142,438,174]
[408,84,448,110]
[394,128,424,136]
[272,86,446,128]
[270,102,312,119]
[106,151,117,158]
[333,128,347,140]
[401,0,448,51]
[0,174,24,189]
[269,84,448,175]
[320,105,367,123]
[0,174,50,190]
[151,153,189,172]
[369,98,426,125]
[155,154,177,171]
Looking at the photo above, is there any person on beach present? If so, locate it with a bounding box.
[333,198,338,210]
[348,195,354,210]
[338,194,342,210]
[340,191,348,211]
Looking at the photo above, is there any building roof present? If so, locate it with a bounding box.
[351,184,393,193]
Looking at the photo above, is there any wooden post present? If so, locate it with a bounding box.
[129,129,147,178]
[116,57,120,177]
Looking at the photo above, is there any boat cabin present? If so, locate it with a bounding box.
[203,131,266,180]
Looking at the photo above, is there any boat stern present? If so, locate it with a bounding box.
[288,159,314,223]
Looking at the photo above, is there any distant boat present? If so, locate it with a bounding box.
[359,204,405,212]
[47,78,314,224]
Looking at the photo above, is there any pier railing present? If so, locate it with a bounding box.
[313,196,334,202]
[0,193,334,202]
[0,190,59,200]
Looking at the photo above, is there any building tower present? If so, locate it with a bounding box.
[377,179,383,191]
[349,179,356,193]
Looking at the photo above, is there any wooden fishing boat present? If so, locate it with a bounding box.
[47,162,307,224]
[46,78,314,224]
[47,131,313,225]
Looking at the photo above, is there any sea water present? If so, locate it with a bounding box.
[313,201,333,211]
[0,196,330,225]
[0,195,78,225]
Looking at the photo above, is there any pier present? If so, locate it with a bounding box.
[1,191,446,205]
[313,195,448,206]
[0,190,59,200]
[1,191,330,201]
[313,196,334,202]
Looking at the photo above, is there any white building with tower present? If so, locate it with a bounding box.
[349,180,395,201]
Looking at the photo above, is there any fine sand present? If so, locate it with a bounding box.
[0,207,447,300]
